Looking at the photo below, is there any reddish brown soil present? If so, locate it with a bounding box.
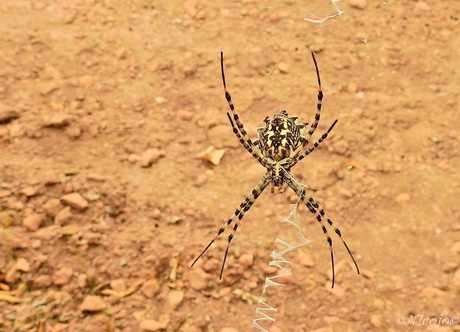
[1,1,459,332]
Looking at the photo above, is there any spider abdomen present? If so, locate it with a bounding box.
[258,110,302,161]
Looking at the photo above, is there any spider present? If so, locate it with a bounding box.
[192,51,360,288]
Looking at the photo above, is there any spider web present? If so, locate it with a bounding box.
[258,0,344,24]
[252,185,310,332]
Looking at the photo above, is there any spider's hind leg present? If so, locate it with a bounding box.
[284,171,359,288]
[191,171,272,279]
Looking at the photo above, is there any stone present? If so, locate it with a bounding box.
[33,274,52,288]
[298,253,315,267]
[5,268,19,284]
[349,0,367,9]
[43,113,72,128]
[189,269,208,291]
[15,258,30,272]
[54,206,72,225]
[22,214,43,231]
[110,279,127,294]
[420,286,446,298]
[238,253,254,267]
[141,278,160,298]
[80,295,106,312]
[140,148,165,167]
[167,290,184,309]
[61,193,88,210]
[53,267,74,286]
[0,109,20,124]
[43,198,63,217]
[20,186,38,197]
[140,317,169,331]
[395,193,410,207]
[178,110,194,121]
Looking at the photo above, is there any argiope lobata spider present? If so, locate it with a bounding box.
[192,51,360,288]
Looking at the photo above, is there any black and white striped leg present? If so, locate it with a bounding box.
[221,52,264,161]
[284,172,360,288]
[191,172,272,279]
[291,119,338,167]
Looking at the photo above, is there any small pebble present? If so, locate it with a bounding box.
[110,279,127,294]
[167,290,184,309]
[395,193,410,207]
[370,314,383,328]
[54,206,72,225]
[15,258,30,272]
[80,295,106,312]
[79,75,94,88]
[238,253,254,267]
[0,109,20,123]
[140,148,165,167]
[420,286,445,298]
[86,173,109,182]
[141,278,160,298]
[43,198,63,217]
[277,62,289,74]
[33,274,52,288]
[347,82,358,93]
[298,253,315,267]
[128,153,141,163]
[189,269,208,291]
[140,318,169,331]
[22,214,43,231]
[178,110,194,121]
[43,114,72,128]
[337,187,353,199]
[61,193,89,210]
[5,268,19,284]
[349,0,368,9]
[53,267,74,286]
[155,96,166,104]
[442,261,459,273]
[20,186,38,197]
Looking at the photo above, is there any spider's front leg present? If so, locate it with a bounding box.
[288,119,338,168]
[191,171,272,279]
[290,52,324,159]
[283,170,360,288]
[221,52,266,165]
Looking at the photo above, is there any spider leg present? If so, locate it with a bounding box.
[191,171,272,279]
[290,119,338,167]
[221,52,265,161]
[283,171,359,288]
[227,113,267,167]
[291,52,324,158]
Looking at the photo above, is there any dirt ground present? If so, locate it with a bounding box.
[1,1,459,331]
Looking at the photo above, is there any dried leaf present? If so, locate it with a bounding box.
[0,292,24,303]
[100,289,121,297]
[197,146,226,166]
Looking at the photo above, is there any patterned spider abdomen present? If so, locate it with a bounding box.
[257,110,303,161]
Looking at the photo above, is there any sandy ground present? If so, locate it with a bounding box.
[1,1,459,331]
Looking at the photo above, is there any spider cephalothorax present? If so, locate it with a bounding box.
[192,52,359,288]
